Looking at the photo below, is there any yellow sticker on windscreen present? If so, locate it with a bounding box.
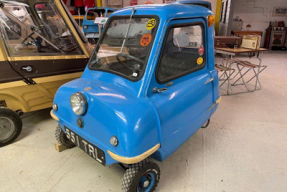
[146,18,156,30]
[197,57,203,65]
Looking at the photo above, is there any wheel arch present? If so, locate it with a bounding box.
[0,92,29,112]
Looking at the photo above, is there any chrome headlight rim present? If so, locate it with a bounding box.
[70,92,88,116]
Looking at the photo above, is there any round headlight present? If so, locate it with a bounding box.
[70,92,87,115]
[84,25,88,29]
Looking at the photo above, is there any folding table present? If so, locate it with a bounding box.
[215,48,268,95]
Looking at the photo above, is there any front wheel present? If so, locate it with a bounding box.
[122,159,160,192]
[55,125,75,148]
[0,107,22,147]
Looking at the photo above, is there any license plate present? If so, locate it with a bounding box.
[65,127,106,165]
[189,42,197,47]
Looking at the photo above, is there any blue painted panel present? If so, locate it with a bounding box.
[147,18,214,155]
[82,7,117,34]
[53,3,219,165]
[171,0,212,11]
[53,77,160,165]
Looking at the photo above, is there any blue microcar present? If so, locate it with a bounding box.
[51,2,221,191]
[82,7,117,43]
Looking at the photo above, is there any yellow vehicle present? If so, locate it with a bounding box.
[0,0,93,147]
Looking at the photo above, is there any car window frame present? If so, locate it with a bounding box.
[60,0,88,43]
[31,3,84,55]
[88,15,160,82]
[155,21,206,84]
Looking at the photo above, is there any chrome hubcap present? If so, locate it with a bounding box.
[0,117,15,140]
[143,180,150,188]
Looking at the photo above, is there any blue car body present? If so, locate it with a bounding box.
[52,2,220,166]
[82,7,117,39]
[171,0,212,10]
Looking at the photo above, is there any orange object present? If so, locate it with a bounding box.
[145,0,153,4]
[208,15,215,27]
[140,34,152,47]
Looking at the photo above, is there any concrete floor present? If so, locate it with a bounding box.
[1,52,287,192]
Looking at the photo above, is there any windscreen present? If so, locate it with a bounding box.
[88,16,158,81]
[0,1,82,57]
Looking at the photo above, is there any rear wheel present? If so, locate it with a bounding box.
[0,107,22,147]
[122,159,160,192]
[55,125,75,148]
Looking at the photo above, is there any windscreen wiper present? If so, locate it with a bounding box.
[120,8,136,53]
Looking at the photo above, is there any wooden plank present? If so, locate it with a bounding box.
[233,31,263,36]
[215,47,268,54]
[54,142,67,152]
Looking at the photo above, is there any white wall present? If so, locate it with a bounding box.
[233,0,287,46]
[207,0,218,17]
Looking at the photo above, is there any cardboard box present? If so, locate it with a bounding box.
[241,35,261,49]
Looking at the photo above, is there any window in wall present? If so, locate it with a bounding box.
[220,2,224,22]
[224,0,228,23]
[156,24,206,83]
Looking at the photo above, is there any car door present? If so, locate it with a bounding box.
[148,18,214,153]
[4,3,89,82]
[0,2,90,112]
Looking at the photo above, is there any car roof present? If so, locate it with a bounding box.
[171,0,212,10]
[112,4,212,20]
[87,7,117,11]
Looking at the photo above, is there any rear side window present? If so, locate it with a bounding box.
[156,23,206,83]
[86,9,106,19]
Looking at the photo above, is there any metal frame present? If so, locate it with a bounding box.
[232,55,267,92]
[215,64,235,87]
[215,49,267,95]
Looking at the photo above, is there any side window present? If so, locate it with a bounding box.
[5,20,21,40]
[156,24,206,83]
[0,3,82,57]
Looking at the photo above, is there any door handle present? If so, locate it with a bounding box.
[22,66,33,72]
[205,78,214,84]
[153,87,168,93]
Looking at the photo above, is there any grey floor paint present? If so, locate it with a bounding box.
[1,52,287,192]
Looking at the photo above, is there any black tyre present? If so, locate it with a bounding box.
[55,125,75,148]
[122,159,160,192]
[0,107,22,147]
[201,119,210,128]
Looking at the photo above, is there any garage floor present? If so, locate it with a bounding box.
[1,52,287,192]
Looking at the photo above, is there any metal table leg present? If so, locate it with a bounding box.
[227,55,233,95]
[254,51,263,90]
